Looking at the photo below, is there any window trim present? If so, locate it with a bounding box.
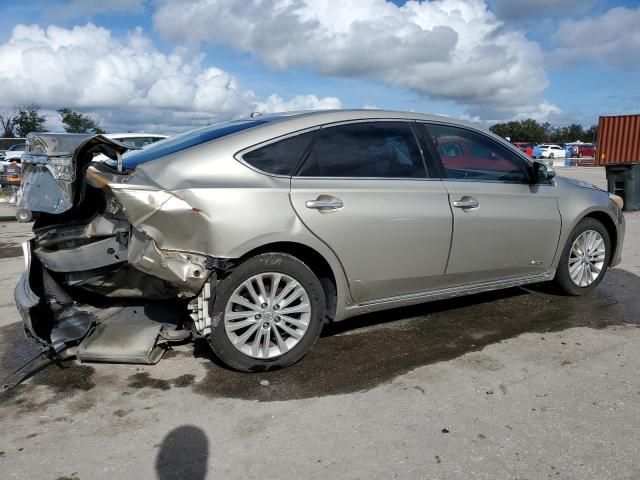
[419,121,536,184]
[292,119,431,180]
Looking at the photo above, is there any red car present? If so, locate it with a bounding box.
[436,136,524,177]
[577,144,595,157]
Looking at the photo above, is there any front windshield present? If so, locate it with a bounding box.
[108,119,270,169]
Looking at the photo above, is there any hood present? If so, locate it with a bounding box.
[558,175,605,192]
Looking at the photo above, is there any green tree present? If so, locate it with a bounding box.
[489,119,552,143]
[14,103,46,137]
[550,123,585,144]
[490,119,599,144]
[58,108,105,134]
[584,125,597,143]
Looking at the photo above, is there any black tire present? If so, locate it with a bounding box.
[553,217,611,296]
[549,152,554,159]
[15,209,32,223]
[207,253,326,372]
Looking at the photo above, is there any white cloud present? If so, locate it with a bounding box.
[154,0,557,120]
[490,0,594,21]
[0,23,341,133]
[551,6,640,69]
[255,94,341,113]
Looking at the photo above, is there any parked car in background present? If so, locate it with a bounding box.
[0,142,27,161]
[15,110,625,373]
[539,144,566,159]
[513,142,534,152]
[0,159,22,188]
[578,144,596,157]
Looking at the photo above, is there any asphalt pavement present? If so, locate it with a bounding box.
[1,167,639,479]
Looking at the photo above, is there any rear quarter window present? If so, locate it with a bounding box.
[241,131,316,175]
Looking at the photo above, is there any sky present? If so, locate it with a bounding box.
[0,0,638,134]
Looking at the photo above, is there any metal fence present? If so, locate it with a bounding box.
[0,137,26,151]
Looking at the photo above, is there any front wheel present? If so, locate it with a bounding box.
[207,253,326,372]
[553,218,611,296]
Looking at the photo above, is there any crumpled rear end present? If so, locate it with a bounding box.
[14,133,212,364]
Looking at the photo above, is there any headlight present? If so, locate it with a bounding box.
[609,193,624,210]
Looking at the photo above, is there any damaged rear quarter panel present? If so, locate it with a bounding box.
[95,130,350,308]
[118,137,309,258]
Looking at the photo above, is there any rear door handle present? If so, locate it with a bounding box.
[305,198,344,210]
[452,197,480,209]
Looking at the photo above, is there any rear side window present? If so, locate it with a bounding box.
[297,122,425,178]
[242,132,315,175]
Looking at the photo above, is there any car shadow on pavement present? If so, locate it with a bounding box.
[1,268,639,404]
[186,268,640,401]
[155,425,209,480]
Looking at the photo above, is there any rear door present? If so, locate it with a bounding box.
[290,120,452,303]
[422,122,561,286]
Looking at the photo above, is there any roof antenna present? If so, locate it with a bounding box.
[250,111,263,118]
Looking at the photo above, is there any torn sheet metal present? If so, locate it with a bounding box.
[128,227,209,296]
[64,266,177,299]
[85,166,212,293]
[35,216,129,248]
[107,183,210,251]
[34,236,128,272]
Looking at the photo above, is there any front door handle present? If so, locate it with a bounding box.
[452,197,480,209]
[305,198,344,210]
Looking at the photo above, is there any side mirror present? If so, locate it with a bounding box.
[532,160,555,183]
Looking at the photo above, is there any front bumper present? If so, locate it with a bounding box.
[610,210,625,268]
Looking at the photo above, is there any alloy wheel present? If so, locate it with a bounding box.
[224,272,311,359]
[568,230,606,287]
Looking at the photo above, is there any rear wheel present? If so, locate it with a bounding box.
[207,253,326,372]
[553,218,611,295]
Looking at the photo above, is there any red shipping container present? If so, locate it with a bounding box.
[596,114,640,166]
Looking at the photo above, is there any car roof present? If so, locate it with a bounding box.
[232,109,515,147]
[246,109,480,129]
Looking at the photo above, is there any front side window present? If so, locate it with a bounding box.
[242,131,315,175]
[297,122,426,178]
[426,123,529,182]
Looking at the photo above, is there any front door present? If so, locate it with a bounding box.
[290,121,453,302]
[424,122,562,286]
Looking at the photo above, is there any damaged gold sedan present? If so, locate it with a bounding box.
[15,115,338,372]
[13,110,625,375]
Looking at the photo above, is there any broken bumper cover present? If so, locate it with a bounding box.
[14,241,191,364]
[14,271,46,350]
[14,134,220,364]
